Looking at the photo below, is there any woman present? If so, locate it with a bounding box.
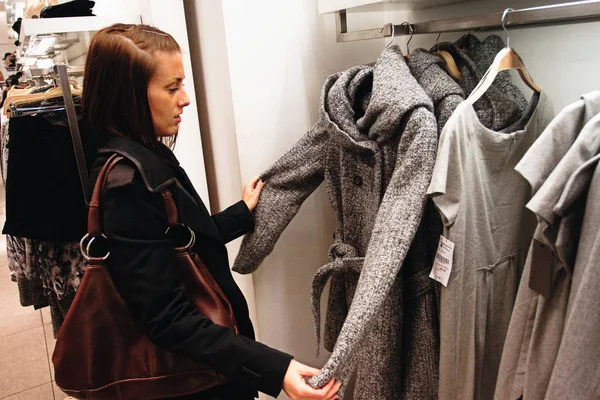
[82,24,340,400]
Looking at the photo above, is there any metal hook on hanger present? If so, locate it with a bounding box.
[380,23,395,48]
[457,29,472,49]
[502,8,514,48]
[401,22,415,55]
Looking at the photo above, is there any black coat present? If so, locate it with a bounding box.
[90,136,292,400]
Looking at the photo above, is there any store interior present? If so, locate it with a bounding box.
[1,0,600,399]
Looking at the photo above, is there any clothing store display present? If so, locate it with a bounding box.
[432,42,524,131]
[545,149,600,400]
[495,90,600,400]
[2,113,94,241]
[234,45,438,399]
[40,0,95,18]
[64,136,292,400]
[427,91,555,400]
[457,34,529,114]
[1,6,597,398]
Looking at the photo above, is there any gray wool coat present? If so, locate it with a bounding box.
[433,41,525,131]
[233,46,438,399]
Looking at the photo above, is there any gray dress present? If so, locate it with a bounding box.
[427,91,555,400]
[495,90,600,400]
[546,144,600,400]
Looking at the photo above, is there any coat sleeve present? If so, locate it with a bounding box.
[101,170,292,398]
[232,123,329,274]
[211,200,254,244]
[308,108,439,392]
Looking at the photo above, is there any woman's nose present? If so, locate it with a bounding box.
[178,88,191,108]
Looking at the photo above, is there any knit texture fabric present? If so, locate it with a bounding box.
[457,34,529,114]
[431,41,523,131]
[233,46,437,399]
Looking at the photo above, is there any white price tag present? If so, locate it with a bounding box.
[429,235,455,287]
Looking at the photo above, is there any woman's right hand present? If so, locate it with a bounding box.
[282,360,341,400]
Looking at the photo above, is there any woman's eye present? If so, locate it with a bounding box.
[169,88,179,94]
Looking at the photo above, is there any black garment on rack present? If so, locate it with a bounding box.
[2,114,96,241]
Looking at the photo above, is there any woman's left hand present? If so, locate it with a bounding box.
[242,176,265,212]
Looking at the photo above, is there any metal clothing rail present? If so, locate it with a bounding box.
[336,0,600,42]
[55,63,89,206]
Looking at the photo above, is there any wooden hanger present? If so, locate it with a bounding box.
[464,8,541,107]
[432,33,461,80]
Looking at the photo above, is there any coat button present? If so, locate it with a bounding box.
[353,176,363,186]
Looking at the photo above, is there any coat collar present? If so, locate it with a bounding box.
[99,136,182,194]
[97,136,221,242]
[320,45,433,152]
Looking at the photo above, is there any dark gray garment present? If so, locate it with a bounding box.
[546,150,600,400]
[428,91,555,400]
[408,49,466,133]
[456,34,529,114]
[496,91,600,400]
[432,42,523,131]
[234,45,438,399]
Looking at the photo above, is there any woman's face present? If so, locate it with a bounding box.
[147,51,190,137]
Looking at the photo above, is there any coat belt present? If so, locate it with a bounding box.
[311,241,363,356]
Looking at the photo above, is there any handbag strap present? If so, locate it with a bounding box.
[161,189,180,227]
[88,154,181,235]
[88,154,124,236]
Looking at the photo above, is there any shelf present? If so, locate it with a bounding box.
[16,14,142,71]
[19,14,142,38]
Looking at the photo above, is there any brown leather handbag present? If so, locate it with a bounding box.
[52,154,238,400]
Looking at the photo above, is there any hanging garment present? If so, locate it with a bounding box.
[234,46,438,399]
[495,90,600,400]
[456,34,529,114]
[6,235,85,336]
[432,42,524,131]
[545,146,600,400]
[1,115,8,184]
[408,49,466,132]
[7,235,48,307]
[427,91,555,400]
[2,112,94,241]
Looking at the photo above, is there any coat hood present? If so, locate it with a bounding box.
[320,45,433,150]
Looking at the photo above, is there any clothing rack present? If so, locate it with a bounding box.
[9,63,89,204]
[336,0,600,42]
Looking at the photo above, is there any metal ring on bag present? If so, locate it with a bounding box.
[80,233,110,261]
[165,225,196,249]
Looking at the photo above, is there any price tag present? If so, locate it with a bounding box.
[429,235,455,287]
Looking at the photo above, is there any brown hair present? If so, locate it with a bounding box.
[82,24,181,154]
